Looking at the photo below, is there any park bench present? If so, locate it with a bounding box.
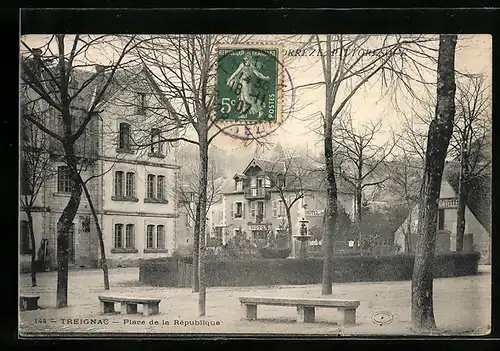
[20,294,40,311]
[239,296,360,325]
[98,295,161,316]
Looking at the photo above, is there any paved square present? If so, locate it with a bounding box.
[19,266,491,336]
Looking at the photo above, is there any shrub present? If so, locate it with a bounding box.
[172,245,193,258]
[139,251,480,287]
[258,247,292,259]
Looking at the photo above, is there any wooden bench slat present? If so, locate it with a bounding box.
[239,296,360,308]
[98,296,161,304]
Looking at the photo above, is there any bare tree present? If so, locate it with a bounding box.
[449,74,491,251]
[411,34,457,332]
[20,105,56,287]
[263,149,314,247]
[398,73,491,254]
[177,146,225,230]
[333,114,397,231]
[383,149,422,252]
[132,34,272,316]
[300,34,438,294]
[20,34,141,307]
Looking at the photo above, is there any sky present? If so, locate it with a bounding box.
[21,34,492,159]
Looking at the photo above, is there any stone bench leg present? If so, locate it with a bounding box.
[338,308,356,325]
[20,298,39,311]
[143,303,159,316]
[100,301,115,314]
[241,303,257,320]
[121,302,138,314]
[297,306,315,323]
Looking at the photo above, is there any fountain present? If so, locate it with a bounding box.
[292,204,312,259]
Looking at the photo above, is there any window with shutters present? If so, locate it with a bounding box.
[232,201,245,219]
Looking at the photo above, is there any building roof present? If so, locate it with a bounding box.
[242,158,286,174]
[21,57,159,114]
[224,156,355,195]
[443,161,491,234]
[233,173,247,180]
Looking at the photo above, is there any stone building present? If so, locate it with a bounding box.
[207,158,357,254]
[20,61,180,271]
[393,177,491,264]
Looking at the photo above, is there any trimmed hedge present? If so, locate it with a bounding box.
[139,251,480,287]
[258,247,292,259]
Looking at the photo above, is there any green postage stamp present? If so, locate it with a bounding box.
[217,45,282,124]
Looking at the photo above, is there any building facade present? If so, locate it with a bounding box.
[20,64,180,271]
[207,158,356,252]
[394,180,490,264]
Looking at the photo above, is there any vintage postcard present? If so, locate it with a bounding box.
[19,34,491,337]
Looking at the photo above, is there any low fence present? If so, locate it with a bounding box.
[139,251,481,288]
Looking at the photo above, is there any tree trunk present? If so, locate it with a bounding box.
[80,177,110,290]
[356,185,363,245]
[26,210,37,287]
[411,34,457,333]
[286,207,293,249]
[192,206,200,293]
[322,124,338,295]
[455,147,468,252]
[405,201,413,253]
[197,129,209,317]
[56,161,83,308]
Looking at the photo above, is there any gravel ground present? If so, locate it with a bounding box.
[18,265,491,337]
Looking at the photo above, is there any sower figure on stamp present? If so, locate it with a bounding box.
[226,52,270,120]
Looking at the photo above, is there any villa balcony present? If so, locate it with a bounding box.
[244,187,271,200]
